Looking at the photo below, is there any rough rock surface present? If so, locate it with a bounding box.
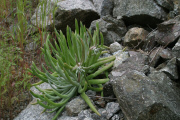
[124,27,149,49]
[113,50,129,68]
[111,52,149,79]
[160,57,179,80]
[155,16,180,46]
[92,0,114,17]
[105,102,120,119]
[111,70,180,120]
[78,110,92,120]
[14,99,56,120]
[110,42,123,53]
[90,16,127,45]
[31,0,99,32]
[149,47,173,67]
[65,96,89,116]
[113,0,167,28]
[173,37,180,51]
[155,0,174,11]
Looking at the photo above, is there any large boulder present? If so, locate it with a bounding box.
[31,0,99,32]
[111,69,180,120]
[90,16,127,45]
[113,0,168,28]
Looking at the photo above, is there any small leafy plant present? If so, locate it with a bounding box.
[29,19,115,120]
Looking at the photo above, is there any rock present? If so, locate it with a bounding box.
[106,102,120,119]
[149,47,173,67]
[58,116,78,120]
[111,112,124,120]
[92,0,103,15]
[155,0,174,11]
[110,42,123,53]
[155,16,180,46]
[78,110,92,120]
[31,0,99,32]
[124,27,149,49]
[14,99,56,120]
[168,0,180,18]
[111,70,180,120]
[160,57,179,80]
[91,108,107,120]
[143,31,157,51]
[86,90,96,97]
[25,42,38,52]
[30,82,52,98]
[173,37,180,51]
[94,97,106,108]
[111,52,149,78]
[65,96,89,116]
[113,0,167,28]
[111,114,120,120]
[90,15,127,45]
[92,0,114,17]
[113,50,129,68]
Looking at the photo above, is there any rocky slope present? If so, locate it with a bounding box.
[15,0,180,120]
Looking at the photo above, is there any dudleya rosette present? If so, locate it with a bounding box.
[29,19,115,120]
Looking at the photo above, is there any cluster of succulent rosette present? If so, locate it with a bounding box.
[29,20,115,120]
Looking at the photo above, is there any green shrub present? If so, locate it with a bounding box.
[29,19,115,120]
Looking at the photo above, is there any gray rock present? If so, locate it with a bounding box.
[110,42,123,53]
[124,27,149,49]
[155,16,180,46]
[65,96,88,116]
[111,114,120,120]
[31,0,99,32]
[168,0,180,18]
[14,99,56,120]
[91,108,107,120]
[149,47,173,67]
[113,50,129,68]
[173,37,180,51]
[111,52,149,78]
[92,0,114,17]
[111,70,180,120]
[25,42,38,52]
[78,110,92,120]
[90,15,127,45]
[92,0,103,15]
[106,102,120,119]
[178,58,180,66]
[58,116,78,120]
[160,57,179,80]
[86,90,96,97]
[30,82,52,97]
[113,0,167,27]
[143,30,157,52]
[100,53,111,59]
[155,0,174,11]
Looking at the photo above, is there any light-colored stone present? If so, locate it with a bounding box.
[124,27,149,49]
[65,96,89,116]
[113,50,129,68]
[110,42,123,53]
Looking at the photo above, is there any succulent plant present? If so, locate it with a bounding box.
[29,19,115,120]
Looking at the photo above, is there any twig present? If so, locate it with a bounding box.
[87,95,117,100]
[0,8,17,25]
